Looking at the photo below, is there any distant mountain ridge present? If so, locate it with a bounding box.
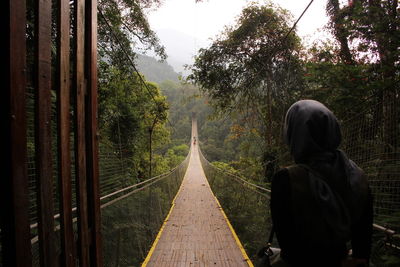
[150,28,209,76]
[135,54,179,84]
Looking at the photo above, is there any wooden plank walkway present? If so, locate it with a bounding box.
[142,121,252,267]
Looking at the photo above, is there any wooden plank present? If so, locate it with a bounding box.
[0,0,32,266]
[34,0,57,266]
[85,0,103,265]
[74,0,90,265]
[56,0,75,266]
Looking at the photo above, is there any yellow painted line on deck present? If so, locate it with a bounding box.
[206,181,254,267]
[141,168,187,267]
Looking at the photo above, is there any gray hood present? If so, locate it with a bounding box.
[284,99,341,163]
[284,100,368,231]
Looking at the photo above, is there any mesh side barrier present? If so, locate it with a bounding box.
[341,99,400,232]
[101,151,190,266]
[201,95,400,266]
[199,148,271,263]
[341,98,400,265]
[27,87,66,266]
[26,83,192,266]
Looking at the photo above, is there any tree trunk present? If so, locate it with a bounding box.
[368,0,398,161]
[327,0,355,64]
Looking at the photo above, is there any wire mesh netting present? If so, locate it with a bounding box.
[101,150,190,266]
[199,148,271,263]
[340,97,400,265]
[199,96,400,266]
[26,88,64,266]
[26,81,191,265]
[341,98,400,232]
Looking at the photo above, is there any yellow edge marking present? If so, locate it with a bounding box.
[200,153,254,266]
[212,194,255,267]
[200,159,254,266]
[141,166,188,267]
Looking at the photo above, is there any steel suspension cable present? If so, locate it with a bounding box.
[30,147,191,242]
[198,147,270,197]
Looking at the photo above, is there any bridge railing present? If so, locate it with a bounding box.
[198,147,271,263]
[340,98,400,264]
[101,147,191,266]
[26,123,191,266]
[200,145,400,266]
[3,0,101,265]
[340,99,400,233]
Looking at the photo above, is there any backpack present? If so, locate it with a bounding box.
[287,164,352,249]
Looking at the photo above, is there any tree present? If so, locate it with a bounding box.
[98,61,169,181]
[190,2,304,149]
[98,0,166,68]
[324,0,399,157]
[326,0,355,64]
[144,82,169,178]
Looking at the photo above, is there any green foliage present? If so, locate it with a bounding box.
[101,160,188,266]
[160,80,209,143]
[189,2,305,180]
[323,0,399,100]
[98,0,166,67]
[98,59,171,178]
[135,54,179,83]
[190,2,304,130]
[370,230,400,266]
[96,0,400,264]
[303,42,376,118]
[191,1,399,265]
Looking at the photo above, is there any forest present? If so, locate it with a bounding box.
[93,0,400,265]
[5,0,399,265]
[15,0,397,265]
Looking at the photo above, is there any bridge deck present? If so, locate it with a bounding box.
[142,123,251,267]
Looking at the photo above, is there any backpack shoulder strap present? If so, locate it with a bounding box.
[285,165,330,244]
[286,164,308,181]
[285,164,310,197]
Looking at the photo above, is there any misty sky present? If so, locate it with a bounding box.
[146,0,331,73]
[149,0,329,43]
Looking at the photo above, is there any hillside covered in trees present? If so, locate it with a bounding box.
[135,54,179,83]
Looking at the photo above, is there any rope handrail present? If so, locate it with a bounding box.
[29,146,191,237]
[100,149,191,202]
[199,147,400,240]
[101,175,168,209]
[198,147,270,196]
[373,223,397,236]
[100,147,191,207]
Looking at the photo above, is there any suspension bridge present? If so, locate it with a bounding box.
[2,1,400,267]
[142,120,252,266]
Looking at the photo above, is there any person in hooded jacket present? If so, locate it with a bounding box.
[270,100,373,267]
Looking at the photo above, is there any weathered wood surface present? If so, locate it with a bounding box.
[73,0,90,265]
[145,122,250,267]
[85,0,103,264]
[3,0,102,265]
[34,0,57,265]
[56,0,75,265]
[2,0,32,265]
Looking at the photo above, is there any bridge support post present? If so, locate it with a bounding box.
[0,0,32,266]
